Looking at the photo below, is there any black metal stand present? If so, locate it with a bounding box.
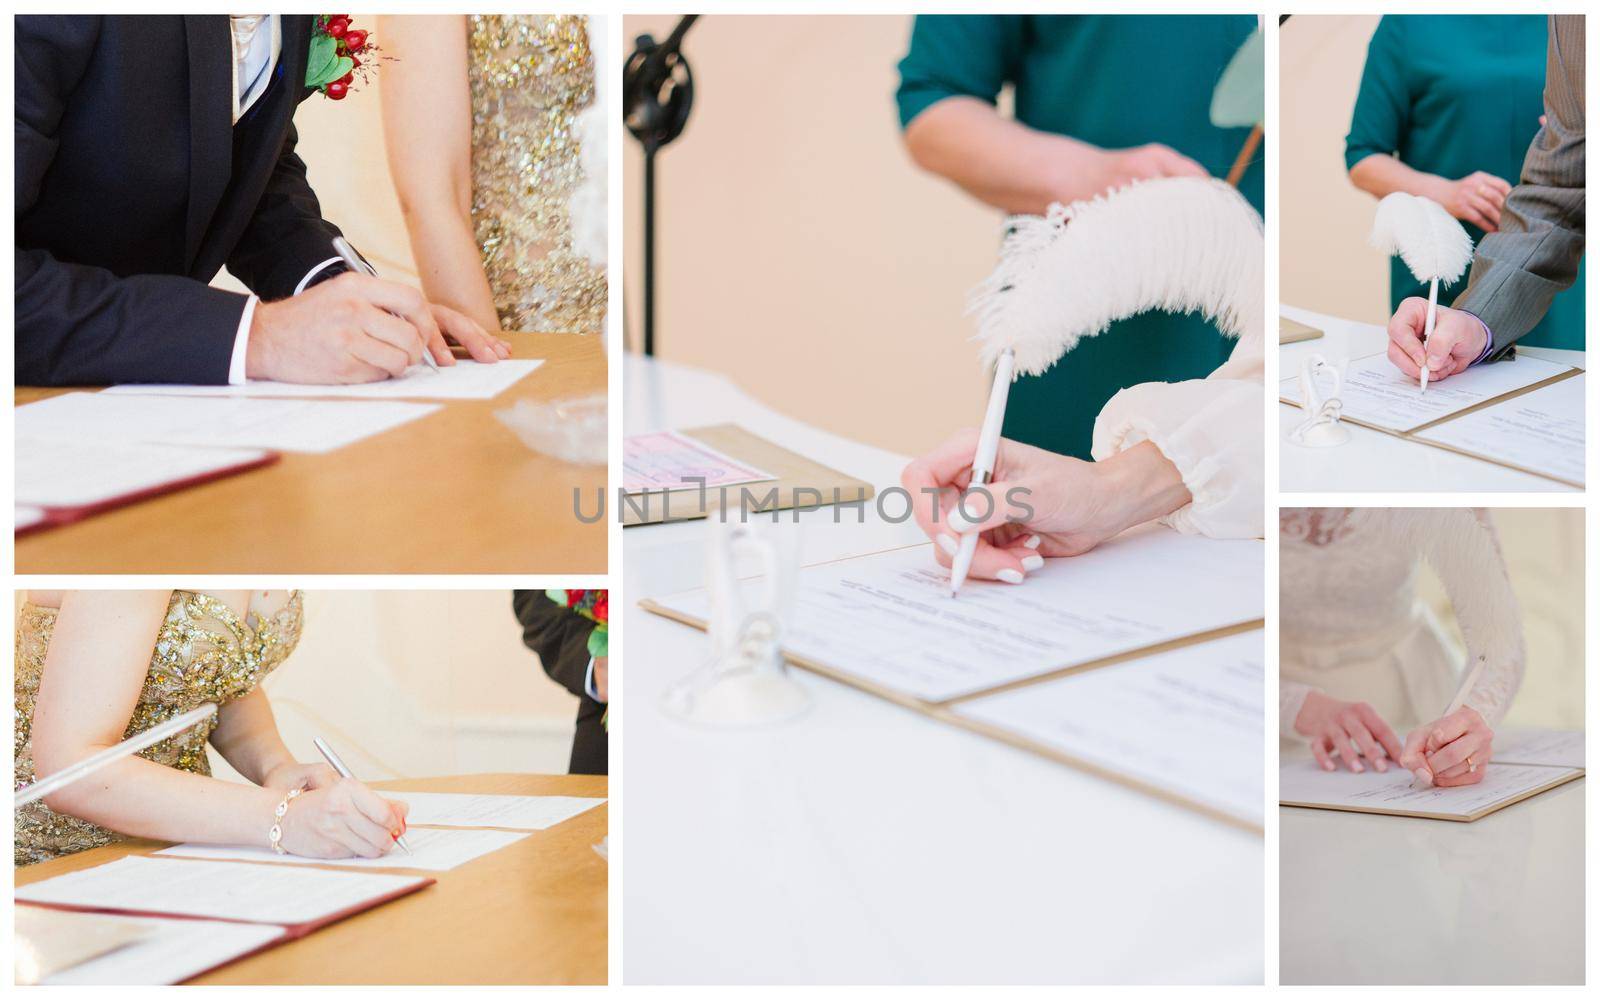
[624,15,698,357]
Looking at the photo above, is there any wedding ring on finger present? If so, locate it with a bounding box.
[1467,754,1477,773]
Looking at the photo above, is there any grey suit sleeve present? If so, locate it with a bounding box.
[1453,14,1585,360]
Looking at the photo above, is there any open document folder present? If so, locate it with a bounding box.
[1279,747,1583,822]
[643,524,1266,828]
[1279,353,1583,485]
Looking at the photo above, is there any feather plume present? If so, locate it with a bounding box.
[971,176,1264,377]
[1368,192,1473,285]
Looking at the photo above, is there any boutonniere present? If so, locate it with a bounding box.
[306,14,376,101]
[549,589,609,728]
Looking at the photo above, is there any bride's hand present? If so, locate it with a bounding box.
[1401,706,1493,787]
[1294,691,1404,773]
[262,761,340,793]
[901,432,1191,582]
[275,778,410,859]
[427,303,512,365]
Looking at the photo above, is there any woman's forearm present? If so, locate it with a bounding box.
[904,97,1113,214]
[1090,441,1193,536]
[1348,152,1449,202]
[42,755,280,850]
[399,202,504,334]
[208,687,295,786]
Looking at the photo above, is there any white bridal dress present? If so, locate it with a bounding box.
[1279,508,1524,740]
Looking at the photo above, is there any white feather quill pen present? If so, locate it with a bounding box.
[971,176,1264,376]
[1368,191,1473,392]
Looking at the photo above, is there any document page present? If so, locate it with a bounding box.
[651,525,1264,701]
[954,631,1265,826]
[1415,374,1585,485]
[1493,728,1586,769]
[624,430,776,491]
[105,359,543,401]
[157,827,529,872]
[37,914,285,985]
[17,437,270,507]
[1279,353,1571,433]
[15,856,427,925]
[1279,759,1581,820]
[390,791,605,830]
[16,392,438,454]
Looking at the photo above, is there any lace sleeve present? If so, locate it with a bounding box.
[1379,509,1526,726]
[1280,679,1315,740]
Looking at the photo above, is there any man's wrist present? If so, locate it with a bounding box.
[1464,312,1495,365]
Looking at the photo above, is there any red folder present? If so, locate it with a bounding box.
[16,450,279,537]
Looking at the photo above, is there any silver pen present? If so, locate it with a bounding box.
[313,735,412,854]
[330,236,439,372]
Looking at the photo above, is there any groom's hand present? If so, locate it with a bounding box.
[1386,299,1488,383]
[247,273,442,383]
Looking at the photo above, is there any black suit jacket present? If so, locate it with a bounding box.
[513,591,608,776]
[16,15,347,385]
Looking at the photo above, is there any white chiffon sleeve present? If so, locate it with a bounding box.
[1090,329,1263,539]
[1374,509,1526,726]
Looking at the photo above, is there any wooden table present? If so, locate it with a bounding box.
[16,334,607,573]
[15,773,608,985]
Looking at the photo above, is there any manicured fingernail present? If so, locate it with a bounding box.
[996,569,1025,585]
[1375,759,1388,772]
[1021,554,1044,571]
[1023,534,1042,550]
[1352,760,1364,773]
[945,508,977,533]
[936,534,959,556]
[1414,769,1431,785]
[1323,760,1335,771]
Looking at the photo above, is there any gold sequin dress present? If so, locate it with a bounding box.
[14,591,304,866]
[469,14,606,334]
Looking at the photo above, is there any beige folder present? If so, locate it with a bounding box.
[622,424,875,527]
[1279,315,1323,344]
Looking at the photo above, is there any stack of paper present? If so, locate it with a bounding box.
[104,358,544,401]
[157,827,529,872]
[38,917,286,986]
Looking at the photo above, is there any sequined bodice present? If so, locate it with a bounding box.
[14,591,303,865]
[469,14,605,334]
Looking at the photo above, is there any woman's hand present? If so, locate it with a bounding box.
[276,777,411,860]
[900,432,1190,583]
[1431,171,1512,232]
[1401,706,1494,787]
[1293,691,1404,773]
[1087,143,1209,196]
[261,761,341,794]
[428,302,512,365]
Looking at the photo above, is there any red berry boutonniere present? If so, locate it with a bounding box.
[306,14,379,101]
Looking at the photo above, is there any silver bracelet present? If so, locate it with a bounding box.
[268,787,303,855]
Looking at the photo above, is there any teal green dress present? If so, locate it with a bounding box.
[1346,14,1584,350]
[897,15,1264,460]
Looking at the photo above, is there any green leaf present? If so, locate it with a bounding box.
[1210,28,1263,128]
[587,628,608,659]
[305,34,346,89]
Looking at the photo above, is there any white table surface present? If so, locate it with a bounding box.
[1278,305,1584,493]
[1279,758,1584,985]
[622,354,1264,985]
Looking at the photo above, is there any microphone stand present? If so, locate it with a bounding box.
[624,15,699,357]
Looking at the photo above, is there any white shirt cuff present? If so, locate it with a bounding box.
[294,257,344,295]
[228,294,260,386]
[583,656,603,702]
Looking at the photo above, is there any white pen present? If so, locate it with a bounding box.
[1419,275,1439,394]
[949,348,1016,597]
[1411,654,1485,788]
[15,704,218,809]
[331,236,439,372]
[314,735,412,854]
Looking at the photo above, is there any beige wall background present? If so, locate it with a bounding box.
[622,14,998,457]
[1280,15,1390,324]
[1422,509,1585,729]
[223,591,581,780]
